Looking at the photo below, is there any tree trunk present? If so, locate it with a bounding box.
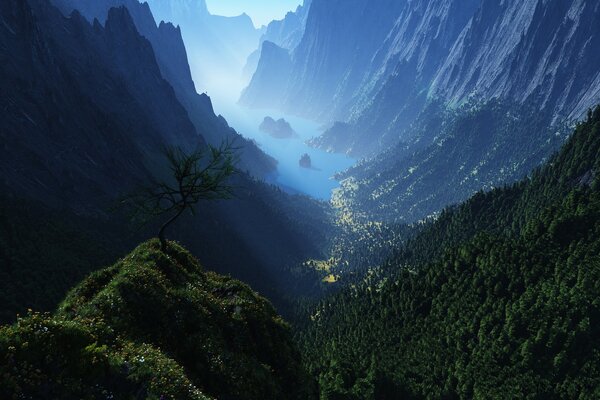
[158,208,185,252]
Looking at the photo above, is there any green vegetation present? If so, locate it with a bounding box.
[0,240,316,400]
[338,99,568,224]
[0,195,132,325]
[298,107,600,399]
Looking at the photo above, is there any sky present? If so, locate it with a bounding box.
[205,0,303,27]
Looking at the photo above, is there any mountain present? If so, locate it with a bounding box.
[240,0,405,117]
[242,0,600,226]
[52,0,276,177]
[0,0,200,210]
[145,0,263,99]
[299,107,600,399]
[0,0,331,324]
[431,0,600,121]
[241,41,294,109]
[241,0,312,83]
[0,240,317,399]
[244,0,600,156]
[335,99,568,224]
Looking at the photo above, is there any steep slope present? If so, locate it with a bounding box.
[432,0,600,121]
[245,0,600,229]
[241,41,293,109]
[241,0,405,119]
[146,0,262,98]
[336,99,567,224]
[0,0,331,324]
[241,0,312,83]
[260,0,312,51]
[313,0,482,155]
[0,241,316,400]
[244,0,600,156]
[53,0,276,177]
[0,0,201,210]
[299,108,600,398]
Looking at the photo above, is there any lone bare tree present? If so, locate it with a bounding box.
[125,142,237,251]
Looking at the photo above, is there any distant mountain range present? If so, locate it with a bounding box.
[242,0,600,223]
[244,0,600,156]
[146,0,263,99]
[242,0,312,83]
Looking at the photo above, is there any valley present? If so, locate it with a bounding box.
[211,96,356,199]
[1,0,599,399]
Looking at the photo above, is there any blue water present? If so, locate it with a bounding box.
[213,100,356,200]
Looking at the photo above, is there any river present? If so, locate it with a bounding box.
[211,97,356,200]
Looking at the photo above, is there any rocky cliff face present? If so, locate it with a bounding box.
[0,0,201,210]
[241,0,600,224]
[244,0,600,157]
[314,0,482,155]
[52,0,276,177]
[241,0,312,82]
[240,41,293,108]
[431,0,600,121]
[146,0,262,98]
[288,0,405,120]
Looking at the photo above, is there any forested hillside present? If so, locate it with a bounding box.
[0,240,316,399]
[299,107,600,399]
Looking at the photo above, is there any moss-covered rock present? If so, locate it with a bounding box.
[0,240,315,399]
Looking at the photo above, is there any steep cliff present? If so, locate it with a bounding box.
[241,0,312,82]
[240,41,293,109]
[244,0,600,156]
[146,0,262,98]
[53,0,277,177]
[432,0,600,121]
[0,0,201,210]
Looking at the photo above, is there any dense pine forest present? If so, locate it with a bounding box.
[298,108,600,399]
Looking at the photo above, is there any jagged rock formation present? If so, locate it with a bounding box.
[52,0,277,177]
[241,41,293,109]
[0,0,200,209]
[242,0,600,225]
[260,116,298,139]
[242,0,312,82]
[243,0,600,157]
[146,0,262,97]
[431,0,600,121]
[299,153,312,169]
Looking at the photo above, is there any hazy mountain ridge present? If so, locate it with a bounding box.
[241,0,312,83]
[52,0,277,177]
[146,0,262,99]
[242,0,600,226]
[241,0,406,120]
[241,40,294,109]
